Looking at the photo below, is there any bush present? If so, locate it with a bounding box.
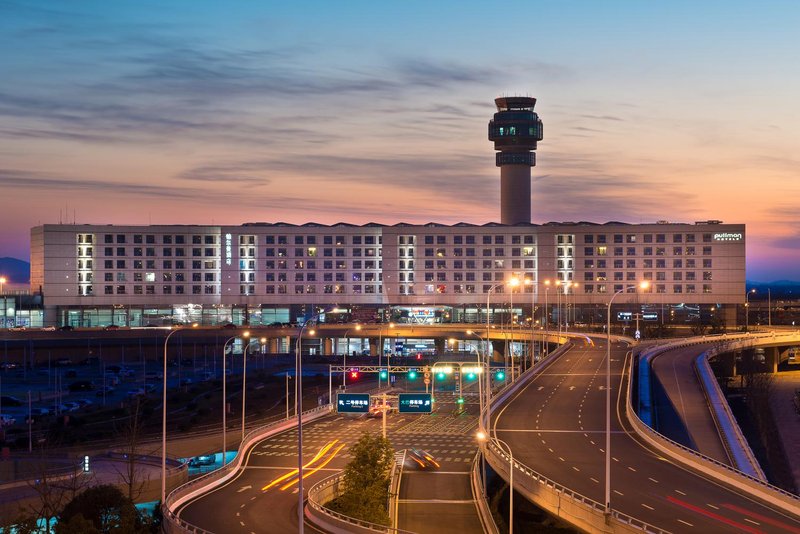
[325,432,393,526]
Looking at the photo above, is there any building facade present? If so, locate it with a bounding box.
[30,220,745,328]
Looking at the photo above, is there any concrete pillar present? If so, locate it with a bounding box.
[434,338,445,356]
[269,338,280,354]
[324,338,333,356]
[368,338,378,357]
[768,346,779,374]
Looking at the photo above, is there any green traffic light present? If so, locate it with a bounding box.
[466,372,475,380]
[380,370,388,379]
[436,372,446,380]
[457,397,464,404]
[408,371,417,380]
[495,371,506,381]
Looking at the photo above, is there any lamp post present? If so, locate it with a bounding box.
[605,282,647,515]
[161,323,198,505]
[0,276,6,294]
[543,280,551,356]
[768,288,772,327]
[508,278,520,382]
[296,308,340,534]
[377,322,394,389]
[342,324,362,389]
[745,289,755,331]
[241,337,266,442]
[222,331,249,467]
[524,278,538,371]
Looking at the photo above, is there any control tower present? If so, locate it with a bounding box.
[488,96,544,224]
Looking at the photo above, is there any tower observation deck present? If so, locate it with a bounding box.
[488,96,543,224]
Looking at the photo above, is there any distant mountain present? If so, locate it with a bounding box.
[0,258,30,284]
[746,280,800,300]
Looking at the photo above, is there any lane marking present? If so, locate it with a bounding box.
[262,439,338,490]
[677,519,693,527]
[721,503,800,534]
[666,495,762,534]
[642,503,654,511]
[648,477,659,484]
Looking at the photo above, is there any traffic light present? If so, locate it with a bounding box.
[495,370,505,381]
[457,397,464,405]
[416,353,422,360]
[408,370,417,380]
[350,370,359,380]
[466,372,476,380]
[436,371,446,380]
[380,369,388,379]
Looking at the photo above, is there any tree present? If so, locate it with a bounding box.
[56,484,145,534]
[20,446,92,532]
[111,397,153,501]
[326,432,394,526]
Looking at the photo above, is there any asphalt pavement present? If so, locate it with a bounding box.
[491,339,800,533]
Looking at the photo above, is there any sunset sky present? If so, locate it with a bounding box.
[1,1,798,281]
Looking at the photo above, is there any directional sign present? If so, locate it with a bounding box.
[336,393,370,413]
[398,393,433,413]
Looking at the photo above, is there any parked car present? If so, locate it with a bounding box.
[221,323,237,329]
[41,326,57,331]
[58,325,75,331]
[0,415,16,426]
[188,455,215,467]
[9,326,27,332]
[68,380,93,392]
[103,324,120,331]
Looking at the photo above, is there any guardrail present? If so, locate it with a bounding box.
[470,451,499,534]
[162,403,332,534]
[692,350,765,480]
[305,472,416,534]
[625,346,800,518]
[484,336,668,533]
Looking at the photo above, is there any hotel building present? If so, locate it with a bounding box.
[29,220,745,328]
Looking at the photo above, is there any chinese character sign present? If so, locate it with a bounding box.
[336,393,371,413]
[398,393,433,413]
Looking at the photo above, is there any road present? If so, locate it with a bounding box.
[176,390,484,534]
[649,342,730,464]
[491,339,800,533]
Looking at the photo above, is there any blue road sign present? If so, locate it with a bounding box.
[398,393,433,413]
[337,393,370,413]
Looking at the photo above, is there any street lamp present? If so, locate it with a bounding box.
[296,307,342,534]
[161,323,198,505]
[342,324,362,389]
[476,431,513,533]
[508,277,520,381]
[378,322,395,389]
[605,282,648,515]
[0,276,6,294]
[222,331,249,466]
[745,289,756,331]
[241,337,266,442]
